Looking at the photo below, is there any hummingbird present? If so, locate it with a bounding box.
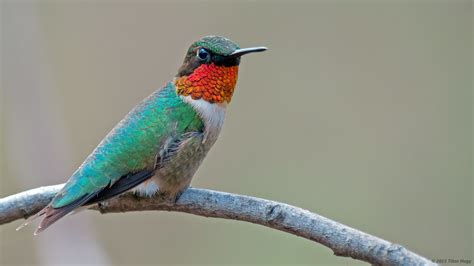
[18,36,267,234]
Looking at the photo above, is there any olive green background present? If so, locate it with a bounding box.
[1,1,472,265]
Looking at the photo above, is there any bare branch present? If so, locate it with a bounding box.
[0,184,434,265]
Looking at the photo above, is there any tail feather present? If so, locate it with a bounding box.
[17,170,154,234]
[15,193,98,235]
[15,208,47,232]
[35,193,99,235]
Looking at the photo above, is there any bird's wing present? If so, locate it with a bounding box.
[85,170,155,205]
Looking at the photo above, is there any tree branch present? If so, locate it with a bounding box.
[0,184,434,266]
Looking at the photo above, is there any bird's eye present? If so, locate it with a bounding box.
[197,48,210,61]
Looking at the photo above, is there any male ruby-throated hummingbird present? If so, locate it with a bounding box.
[18,36,267,234]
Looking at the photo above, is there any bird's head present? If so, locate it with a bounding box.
[175,36,266,104]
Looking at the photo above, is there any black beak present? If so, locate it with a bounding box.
[229,47,267,58]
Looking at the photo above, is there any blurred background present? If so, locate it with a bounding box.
[1,1,472,265]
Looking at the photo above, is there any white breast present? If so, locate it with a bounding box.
[180,96,227,143]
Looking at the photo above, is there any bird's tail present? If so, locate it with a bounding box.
[16,170,155,234]
[15,207,48,234]
[16,193,96,235]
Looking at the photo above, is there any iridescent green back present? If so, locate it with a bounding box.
[52,82,204,208]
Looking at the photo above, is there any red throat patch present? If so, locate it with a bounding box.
[175,63,239,104]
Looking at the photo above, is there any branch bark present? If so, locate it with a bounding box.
[0,184,434,266]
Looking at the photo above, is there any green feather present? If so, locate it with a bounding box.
[193,36,240,56]
[52,82,203,208]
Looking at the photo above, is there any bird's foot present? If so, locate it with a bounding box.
[155,188,188,205]
[173,190,185,204]
[132,192,143,201]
